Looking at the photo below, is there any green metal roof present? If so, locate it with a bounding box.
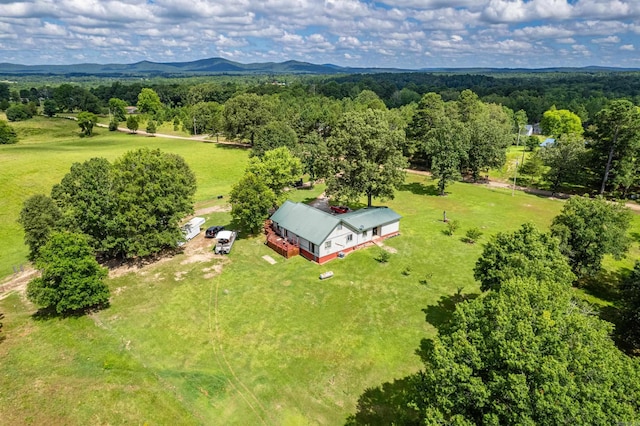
[270,200,401,245]
[270,200,340,245]
[341,207,402,231]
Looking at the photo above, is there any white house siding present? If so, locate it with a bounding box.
[319,224,353,258]
[381,222,400,237]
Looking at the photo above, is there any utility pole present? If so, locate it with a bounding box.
[512,160,518,196]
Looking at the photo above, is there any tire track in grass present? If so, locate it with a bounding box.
[207,275,272,425]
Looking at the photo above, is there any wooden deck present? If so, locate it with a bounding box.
[264,220,300,259]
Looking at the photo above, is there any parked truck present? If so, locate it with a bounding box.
[214,230,237,254]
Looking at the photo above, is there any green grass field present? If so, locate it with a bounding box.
[1,118,639,424]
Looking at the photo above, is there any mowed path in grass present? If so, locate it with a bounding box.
[1,117,640,424]
[0,116,249,280]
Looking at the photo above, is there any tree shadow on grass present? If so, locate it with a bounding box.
[579,267,632,304]
[31,303,109,321]
[345,377,421,425]
[400,182,440,196]
[422,291,479,334]
[631,232,640,244]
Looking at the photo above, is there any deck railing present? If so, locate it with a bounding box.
[264,220,300,259]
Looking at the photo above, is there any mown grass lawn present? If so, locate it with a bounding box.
[1,117,639,424]
[0,116,249,279]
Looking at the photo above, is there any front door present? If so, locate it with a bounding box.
[373,227,379,236]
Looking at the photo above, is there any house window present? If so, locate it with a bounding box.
[310,243,316,253]
[325,241,332,249]
[346,234,353,243]
[363,231,368,238]
[337,224,342,230]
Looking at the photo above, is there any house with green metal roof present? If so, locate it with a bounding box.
[268,200,401,263]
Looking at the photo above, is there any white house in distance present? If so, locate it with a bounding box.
[268,200,401,264]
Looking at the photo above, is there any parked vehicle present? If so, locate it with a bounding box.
[179,216,206,245]
[214,230,237,254]
[330,205,350,214]
[205,225,225,238]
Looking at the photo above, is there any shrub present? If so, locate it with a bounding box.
[446,219,459,236]
[0,120,18,144]
[463,227,483,244]
[375,250,391,263]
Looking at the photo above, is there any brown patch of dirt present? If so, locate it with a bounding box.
[0,267,38,300]
[194,205,231,215]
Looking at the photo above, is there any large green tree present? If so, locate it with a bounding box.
[588,100,640,194]
[136,88,162,115]
[463,101,512,181]
[186,101,223,136]
[43,99,57,117]
[18,194,62,260]
[229,172,277,234]
[0,120,18,144]
[110,148,197,258]
[326,109,407,206]
[551,195,632,278]
[223,93,274,144]
[539,107,584,137]
[412,278,640,424]
[252,121,298,158]
[408,92,469,194]
[474,222,575,291]
[76,111,97,136]
[246,146,302,202]
[51,158,114,256]
[108,97,127,122]
[26,232,109,314]
[539,133,588,193]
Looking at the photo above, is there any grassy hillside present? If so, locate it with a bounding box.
[0,117,638,424]
[0,116,249,279]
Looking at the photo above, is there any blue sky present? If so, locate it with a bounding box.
[0,0,639,68]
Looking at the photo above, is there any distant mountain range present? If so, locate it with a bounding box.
[0,57,409,76]
[0,57,638,76]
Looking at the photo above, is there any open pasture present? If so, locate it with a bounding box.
[1,117,639,424]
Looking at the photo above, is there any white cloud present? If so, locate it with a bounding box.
[592,35,620,43]
[0,0,639,68]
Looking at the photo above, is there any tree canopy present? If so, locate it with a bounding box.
[26,149,197,260]
[229,172,277,234]
[540,107,584,137]
[326,109,407,206]
[474,222,575,291]
[109,148,197,258]
[77,111,98,136]
[136,88,162,115]
[246,146,302,202]
[51,157,114,255]
[412,278,640,425]
[18,194,62,260]
[251,121,298,158]
[551,195,632,278]
[26,232,109,315]
[539,133,588,193]
[587,99,640,194]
